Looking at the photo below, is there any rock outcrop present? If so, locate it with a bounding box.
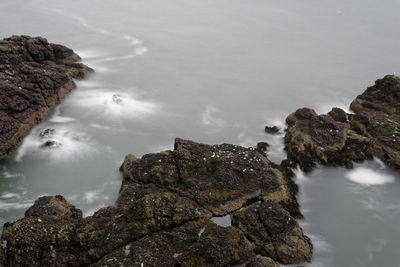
[0,35,92,160]
[0,138,312,266]
[285,75,400,172]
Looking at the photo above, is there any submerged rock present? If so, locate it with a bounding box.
[265,125,280,135]
[0,35,92,160]
[0,138,311,266]
[285,75,400,172]
[40,140,62,149]
[39,128,55,138]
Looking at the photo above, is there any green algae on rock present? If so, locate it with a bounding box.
[0,138,311,266]
[285,75,400,172]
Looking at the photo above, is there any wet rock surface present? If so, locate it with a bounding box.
[0,138,311,266]
[285,75,400,172]
[265,125,280,135]
[0,35,92,160]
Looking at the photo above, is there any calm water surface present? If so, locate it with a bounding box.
[1,0,400,265]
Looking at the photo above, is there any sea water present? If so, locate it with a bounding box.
[1,0,400,265]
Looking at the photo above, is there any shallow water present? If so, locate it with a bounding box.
[0,0,400,265]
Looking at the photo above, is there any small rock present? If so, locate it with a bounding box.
[40,140,61,149]
[265,125,280,134]
[39,128,55,138]
[256,142,269,156]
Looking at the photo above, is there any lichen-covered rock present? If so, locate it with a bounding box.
[25,195,82,220]
[284,107,375,172]
[284,75,400,172]
[240,254,280,267]
[350,75,400,169]
[0,35,92,160]
[232,202,312,264]
[92,218,254,267]
[121,138,297,216]
[1,138,311,266]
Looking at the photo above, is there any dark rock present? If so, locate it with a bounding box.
[25,195,82,220]
[39,128,55,138]
[285,75,400,172]
[256,142,269,156]
[112,94,123,104]
[265,125,280,134]
[232,202,312,264]
[40,140,61,149]
[240,255,280,267]
[328,107,348,123]
[0,35,92,160]
[1,138,311,266]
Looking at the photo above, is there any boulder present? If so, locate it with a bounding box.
[0,138,311,266]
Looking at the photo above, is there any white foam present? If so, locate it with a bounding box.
[373,157,386,170]
[75,49,104,60]
[0,201,33,211]
[49,107,75,123]
[83,191,99,204]
[2,171,24,179]
[345,167,395,185]
[15,128,96,162]
[49,115,76,123]
[294,167,311,184]
[89,123,111,130]
[0,193,20,199]
[201,106,225,127]
[76,80,101,88]
[73,90,159,119]
[135,46,148,56]
[306,233,333,254]
[122,35,143,46]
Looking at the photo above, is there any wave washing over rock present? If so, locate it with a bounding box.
[0,35,92,160]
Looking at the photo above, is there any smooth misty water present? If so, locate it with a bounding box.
[1,0,400,265]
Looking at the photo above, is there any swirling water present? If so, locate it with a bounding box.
[1,0,400,265]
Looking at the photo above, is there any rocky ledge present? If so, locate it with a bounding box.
[285,75,400,172]
[0,138,312,266]
[0,35,92,160]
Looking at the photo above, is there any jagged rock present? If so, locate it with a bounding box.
[284,75,400,172]
[350,75,400,169]
[265,125,280,134]
[240,255,280,267]
[25,195,82,220]
[0,35,92,160]
[256,142,269,156]
[232,202,312,264]
[92,218,254,267]
[0,138,310,266]
[328,107,347,123]
[121,138,297,216]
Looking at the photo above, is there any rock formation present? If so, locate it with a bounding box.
[0,35,92,160]
[285,75,400,172]
[0,138,312,266]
